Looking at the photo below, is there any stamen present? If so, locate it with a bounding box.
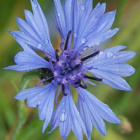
[79,80,87,89]
[62,84,67,96]
[79,84,87,89]
[55,49,59,61]
[81,50,100,61]
[84,75,102,81]
[73,79,81,88]
[64,30,73,50]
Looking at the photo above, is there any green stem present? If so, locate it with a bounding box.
[10,71,39,140]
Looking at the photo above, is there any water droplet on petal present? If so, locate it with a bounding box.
[113,56,116,59]
[81,5,86,11]
[81,37,86,44]
[95,57,98,59]
[29,66,32,70]
[96,41,100,46]
[60,113,67,122]
[37,43,42,49]
[107,52,113,58]
[45,39,49,45]
[112,76,115,79]
[99,51,103,55]
[37,101,41,105]
[58,12,61,17]
[74,33,77,38]
[34,4,37,8]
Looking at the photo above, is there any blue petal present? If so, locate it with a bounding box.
[53,0,66,39]
[38,84,56,120]
[4,37,49,72]
[9,0,55,57]
[72,2,117,51]
[76,0,93,38]
[77,95,92,140]
[82,3,106,37]
[77,88,121,138]
[77,89,106,137]
[83,46,136,91]
[84,28,119,48]
[15,82,57,132]
[93,64,135,77]
[14,81,56,102]
[90,69,132,91]
[49,88,87,140]
[64,0,73,33]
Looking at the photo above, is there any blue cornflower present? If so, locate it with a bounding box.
[5,0,136,139]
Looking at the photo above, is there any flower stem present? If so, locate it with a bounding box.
[10,71,39,140]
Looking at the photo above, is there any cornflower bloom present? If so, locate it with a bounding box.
[5,0,136,139]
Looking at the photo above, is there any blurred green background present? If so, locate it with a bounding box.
[0,0,140,140]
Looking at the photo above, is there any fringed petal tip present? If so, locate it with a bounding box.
[14,94,23,100]
[3,67,10,70]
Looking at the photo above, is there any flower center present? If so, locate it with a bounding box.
[37,31,102,96]
[53,50,82,86]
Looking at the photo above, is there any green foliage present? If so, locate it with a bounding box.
[0,0,140,140]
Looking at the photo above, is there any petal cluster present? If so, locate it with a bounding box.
[5,0,136,140]
[54,0,118,51]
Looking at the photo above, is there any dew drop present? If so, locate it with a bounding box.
[113,56,116,59]
[81,5,86,11]
[100,36,103,39]
[83,46,88,51]
[37,43,42,49]
[96,41,100,46]
[29,66,32,70]
[99,51,103,55]
[112,76,115,79]
[58,12,61,17]
[34,4,37,8]
[81,37,86,44]
[74,33,77,38]
[95,57,98,59]
[60,113,67,122]
[37,101,41,105]
[107,52,113,58]
[45,39,49,45]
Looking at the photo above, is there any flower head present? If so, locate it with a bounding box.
[5,0,136,139]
